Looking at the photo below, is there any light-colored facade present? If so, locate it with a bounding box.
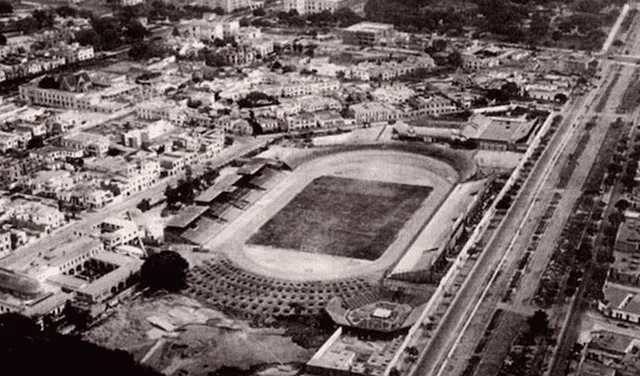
[180,19,240,42]
[283,0,340,15]
[0,232,11,258]
[61,132,110,157]
[342,22,395,46]
[349,102,398,124]
[198,0,251,12]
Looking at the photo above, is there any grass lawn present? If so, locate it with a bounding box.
[248,176,431,261]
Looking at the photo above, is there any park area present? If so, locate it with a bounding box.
[248,176,432,261]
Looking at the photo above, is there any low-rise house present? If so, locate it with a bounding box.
[348,102,398,124]
[255,116,280,133]
[315,110,345,128]
[28,170,74,196]
[286,112,317,131]
[99,217,144,250]
[298,95,342,112]
[0,131,20,152]
[578,330,640,375]
[60,132,110,157]
[11,203,66,234]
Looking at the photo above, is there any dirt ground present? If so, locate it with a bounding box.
[84,294,311,376]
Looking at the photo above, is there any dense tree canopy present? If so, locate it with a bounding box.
[0,313,161,376]
[141,251,189,292]
[0,1,12,14]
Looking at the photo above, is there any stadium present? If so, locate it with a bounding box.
[184,144,493,319]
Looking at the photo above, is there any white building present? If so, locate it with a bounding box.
[198,0,251,12]
[60,132,110,157]
[180,18,240,42]
[0,131,21,152]
[136,99,185,125]
[283,0,340,15]
[99,217,144,250]
[122,120,176,148]
[12,203,66,233]
[0,232,11,258]
[349,102,398,124]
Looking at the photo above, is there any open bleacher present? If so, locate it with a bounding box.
[186,257,372,319]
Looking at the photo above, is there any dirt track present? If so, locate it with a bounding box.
[202,149,459,281]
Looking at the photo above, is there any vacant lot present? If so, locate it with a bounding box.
[248,176,432,260]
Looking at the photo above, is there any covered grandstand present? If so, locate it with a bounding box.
[166,159,287,245]
[385,178,490,286]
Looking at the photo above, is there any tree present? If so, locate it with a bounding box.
[554,93,568,103]
[0,1,12,14]
[527,309,550,337]
[141,251,189,292]
[0,312,164,376]
[164,184,178,206]
[39,76,59,89]
[205,51,228,67]
[529,12,550,40]
[615,199,631,212]
[123,19,149,43]
[32,9,54,29]
[75,28,100,48]
[172,27,180,37]
[252,8,265,17]
[334,7,362,27]
[448,50,463,68]
[0,34,5,46]
[137,198,151,212]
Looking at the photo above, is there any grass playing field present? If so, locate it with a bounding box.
[247,176,432,261]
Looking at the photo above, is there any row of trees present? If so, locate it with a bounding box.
[75,15,150,52]
[275,8,363,29]
[362,0,611,47]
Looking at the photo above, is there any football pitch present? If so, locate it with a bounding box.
[247,176,432,260]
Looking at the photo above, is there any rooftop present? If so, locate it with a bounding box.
[78,254,143,298]
[0,268,43,298]
[390,179,487,277]
[166,206,208,229]
[603,283,640,315]
[344,22,395,33]
[588,330,637,355]
[238,160,268,176]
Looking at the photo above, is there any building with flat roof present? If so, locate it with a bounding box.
[578,330,640,376]
[342,22,395,46]
[283,0,340,15]
[306,327,405,376]
[197,0,252,12]
[99,217,144,251]
[60,131,110,157]
[75,252,143,305]
[387,179,489,285]
[609,216,640,287]
[599,283,640,324]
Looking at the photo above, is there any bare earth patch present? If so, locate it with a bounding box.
[248,176,432,261]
